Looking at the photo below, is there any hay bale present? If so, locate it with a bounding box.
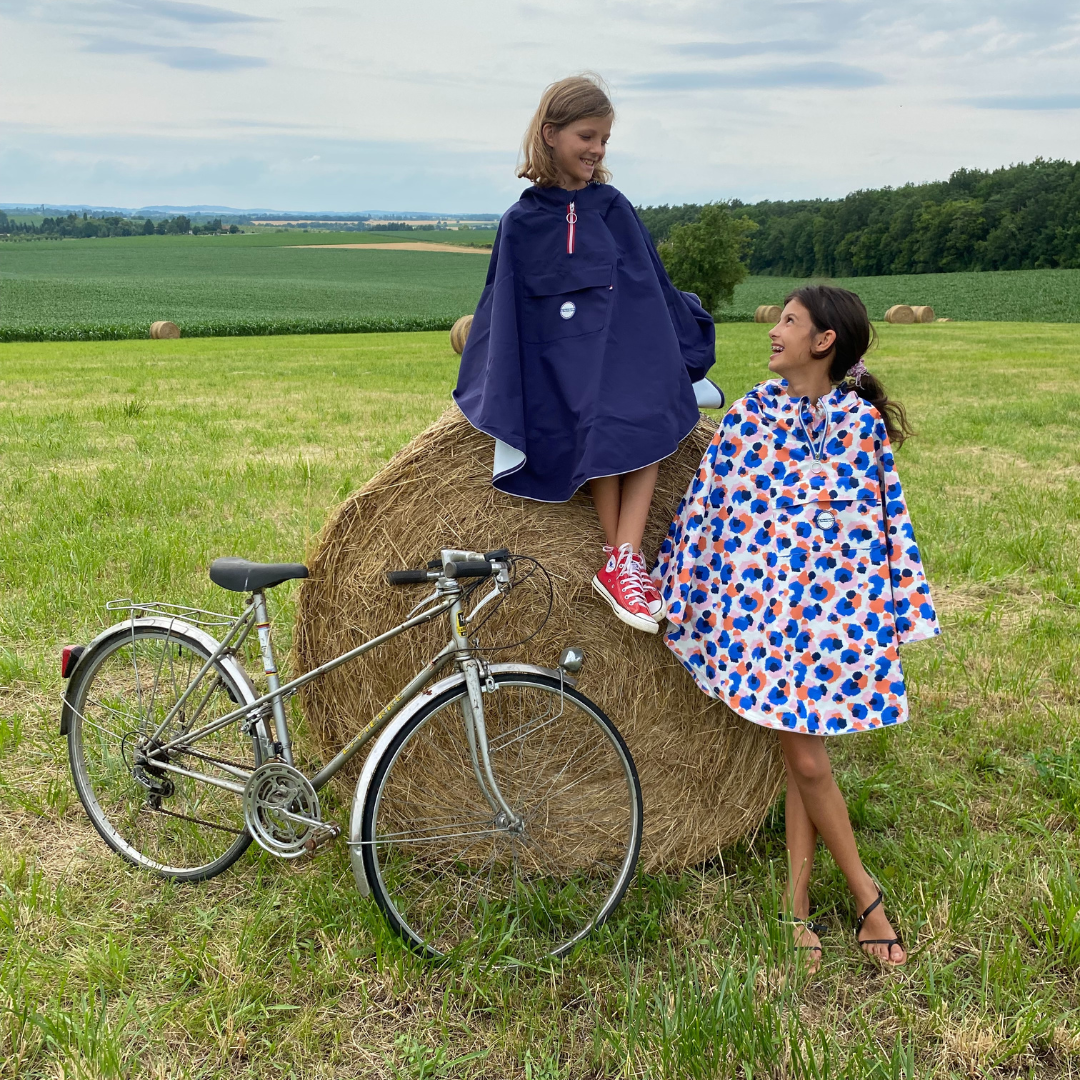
[150,321,180,339]
[294,407,784,870]
[449,314,473,355]
[884,305,915,325]
[911,305,935,323]
[754,304,782,324]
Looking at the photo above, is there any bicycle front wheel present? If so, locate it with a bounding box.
[361,671,642,961]
[67,622,261,881]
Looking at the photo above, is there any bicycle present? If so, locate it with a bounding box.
[60,547,643,961]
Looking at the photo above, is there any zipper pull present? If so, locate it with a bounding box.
[566,201,577,255]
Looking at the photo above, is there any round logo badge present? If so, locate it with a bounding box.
[559,301,576,320]
[814,510,836,531]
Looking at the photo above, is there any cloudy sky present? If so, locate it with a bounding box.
[2,0,1079,213]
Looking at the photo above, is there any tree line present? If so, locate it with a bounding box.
[0,212,239,239]
[639,158,1080,277]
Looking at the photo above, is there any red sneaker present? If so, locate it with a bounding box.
[631,550,666,622]
[592,544,659,634]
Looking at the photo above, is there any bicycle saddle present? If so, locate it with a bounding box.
[209,557,309,593]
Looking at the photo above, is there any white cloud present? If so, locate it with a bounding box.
[0,0,1078,211]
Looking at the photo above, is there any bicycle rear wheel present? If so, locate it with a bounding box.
[67,622,260,881]
[361,671,642,961]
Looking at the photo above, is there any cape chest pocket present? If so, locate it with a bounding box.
[521,264,614,344]
[758,498,885,557]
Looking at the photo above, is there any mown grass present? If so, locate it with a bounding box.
[0,323,1079,1078]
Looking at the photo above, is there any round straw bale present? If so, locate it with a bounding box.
[911,305,935,323]
[450,314,473,355]
[293,406,784,870]
[149,321,180,339]
[884,305,915,325]
[754,304,782,324]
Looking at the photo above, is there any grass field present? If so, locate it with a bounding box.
[1,322,1078,1077]
[4,232,1080,342]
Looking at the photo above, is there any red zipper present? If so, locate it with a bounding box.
[566,201,577,254]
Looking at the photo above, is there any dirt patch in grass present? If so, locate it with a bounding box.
[287,242,490,254]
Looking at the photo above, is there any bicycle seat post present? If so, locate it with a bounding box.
[250,589,293,765]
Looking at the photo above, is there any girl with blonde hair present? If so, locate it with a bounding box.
[455,74,722,632]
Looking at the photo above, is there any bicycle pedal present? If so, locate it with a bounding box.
[304,822,341,856]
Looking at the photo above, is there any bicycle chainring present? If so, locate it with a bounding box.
[242,761,322,859]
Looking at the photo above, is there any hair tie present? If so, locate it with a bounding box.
[847,358,868,388]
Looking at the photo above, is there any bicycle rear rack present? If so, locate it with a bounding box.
[106,598,239,630]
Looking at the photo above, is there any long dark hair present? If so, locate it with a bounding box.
[785,285,913,447]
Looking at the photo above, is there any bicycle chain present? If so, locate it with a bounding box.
[172,744,252,772]
[141,801,244,836]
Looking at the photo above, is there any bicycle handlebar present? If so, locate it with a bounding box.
[445,561,493,579]
[386,548,509,585]
[385,569,435,585]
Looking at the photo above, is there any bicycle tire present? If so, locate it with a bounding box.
[361,671,642,961]
[67,621,261,882]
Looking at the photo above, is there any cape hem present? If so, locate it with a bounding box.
[667,639,911,736]
[460,410,704,505]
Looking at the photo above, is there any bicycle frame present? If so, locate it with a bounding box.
[132,551,523,824]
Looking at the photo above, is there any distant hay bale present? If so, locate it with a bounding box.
[911,305,936,323]
[884,305,915,325]
[150,321,180,339]
[935,317,953,323]
[754,305,782,324]
[450,315,473,355]
[293,407,784,870]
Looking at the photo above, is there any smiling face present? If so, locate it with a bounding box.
[768,299,837,399]
[542,115,612,190]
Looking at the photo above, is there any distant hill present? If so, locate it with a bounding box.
[0,203,501,221]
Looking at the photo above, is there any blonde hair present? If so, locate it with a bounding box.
[517,74,614,187]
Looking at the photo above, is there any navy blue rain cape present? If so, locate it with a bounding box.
[453,182,719,503]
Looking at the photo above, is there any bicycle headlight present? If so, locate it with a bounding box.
[558,646,584,674]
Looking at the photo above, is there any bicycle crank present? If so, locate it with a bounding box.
[242,761,328,859]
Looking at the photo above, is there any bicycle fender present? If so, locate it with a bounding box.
[60,617,258,735]
[348,663,569,898]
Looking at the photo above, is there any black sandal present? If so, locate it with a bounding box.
[779,913,826,955]
[854,889,905,963]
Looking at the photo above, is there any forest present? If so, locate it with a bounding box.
[638,158,1080,276]
[0,212,238,239]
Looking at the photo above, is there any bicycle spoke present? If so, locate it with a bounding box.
[365,675,640,961]
[69,627,257,880]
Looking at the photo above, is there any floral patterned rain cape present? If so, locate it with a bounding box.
[656,380,940,736]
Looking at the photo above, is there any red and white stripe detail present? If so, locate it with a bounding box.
[566,201,577,254]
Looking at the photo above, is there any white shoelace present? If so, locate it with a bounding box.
[614,543,647,604]
[630,550,657,590]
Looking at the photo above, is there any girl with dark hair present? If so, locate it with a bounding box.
[655,285,939,971]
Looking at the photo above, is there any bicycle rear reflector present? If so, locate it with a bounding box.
[61,645,85,678]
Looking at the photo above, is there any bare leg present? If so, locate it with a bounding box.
[590,476,621,548]
[614,463,659,549]
[778,731,906,965]
[783,766,821,971]
[784,763,817,919]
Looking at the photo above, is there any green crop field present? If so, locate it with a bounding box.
[728,268,1080,324]
[0,233,492,341]
[3,231,1080,342]
[1,322,1078,1077]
